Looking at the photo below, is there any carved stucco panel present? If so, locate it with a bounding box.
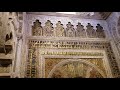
[26,14,109,36]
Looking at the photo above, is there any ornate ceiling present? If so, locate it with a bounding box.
[27,12,112,20]
[99,12,111,19]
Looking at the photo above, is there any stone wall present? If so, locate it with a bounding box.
[22,13,120,78]
[0,12,24,78]
[0,12,118,78]
[106,12,120,70]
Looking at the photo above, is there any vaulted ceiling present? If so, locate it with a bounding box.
[99,12,111,19]
[27,12,112,20]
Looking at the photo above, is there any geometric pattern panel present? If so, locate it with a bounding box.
[26,39,120,78]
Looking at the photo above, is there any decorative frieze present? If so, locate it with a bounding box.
[26,48,39,78]
[26,39,120,78]
[31,20,106,38]
[40,51,103,56]
[28,40,109,50]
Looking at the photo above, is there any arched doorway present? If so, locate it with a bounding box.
[48,59,106,78]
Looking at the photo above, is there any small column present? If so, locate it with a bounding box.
[14,34,23,78]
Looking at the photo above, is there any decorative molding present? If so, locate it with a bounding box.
[31,19,106,38]
[25,39,120,78]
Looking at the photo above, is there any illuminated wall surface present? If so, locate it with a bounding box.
[0,12,120,78]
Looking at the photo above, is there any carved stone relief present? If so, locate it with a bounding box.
[5,21,13,44]
[106,13,120,72]
[46,59,105,78]
[54,21,65,37]
[43,20,54,37]
[76,22,86,38]
[96,24,106,38]
[23,13,120,78]
[31,19,107,39]
[18,22,23,33]
[112,27,118,41]
[86,23,96,38]
[26,48,39,78]
[26,39,120,78]
[65,22,76,37]
[45,58,63,78]
[32,20,43,36]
